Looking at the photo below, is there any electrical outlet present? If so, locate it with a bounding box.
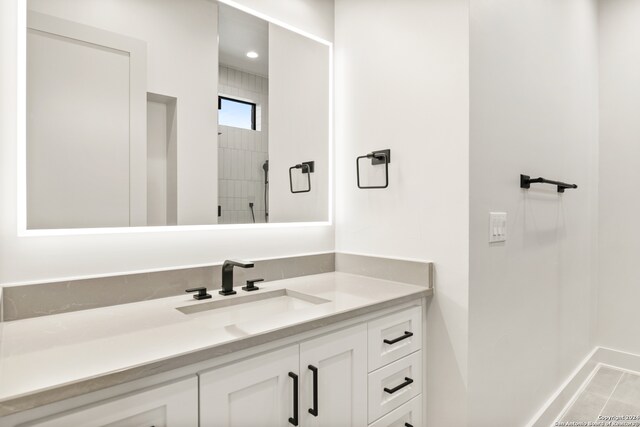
[489,212,507,243]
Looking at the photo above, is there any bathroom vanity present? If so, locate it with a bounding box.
[0,272,431,427]
[2,0,433,425]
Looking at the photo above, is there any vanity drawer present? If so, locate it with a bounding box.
[369,395,423,427]
[368,351,422,423]
[368,306,422,371]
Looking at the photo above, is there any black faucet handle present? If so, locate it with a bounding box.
[186,287,212,300]
[223,259,255,269]
[242,278,264,292]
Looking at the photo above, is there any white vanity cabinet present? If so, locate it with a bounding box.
[299,324,368,427]
[3,304,424,427]
[199,345,300,427]
[16,377,198,427]
[366,306,423,427]
[198,306,423,427]
[199,324,368,427]
[369,396,423,427]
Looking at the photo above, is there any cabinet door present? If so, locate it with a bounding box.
[20,377,198,427]
[199,345,299,427]
[299,324,367,427]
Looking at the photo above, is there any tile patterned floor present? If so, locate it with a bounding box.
[559,366,640,423]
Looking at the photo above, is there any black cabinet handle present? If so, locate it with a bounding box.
[288,372,298,426]
[405,423,413,427]
[308,365,318,416]
[384,377,414,394]
[383,331,413,345]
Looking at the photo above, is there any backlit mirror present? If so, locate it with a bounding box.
[24,0,331,230]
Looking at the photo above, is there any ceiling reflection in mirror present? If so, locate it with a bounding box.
[25,0,331,230]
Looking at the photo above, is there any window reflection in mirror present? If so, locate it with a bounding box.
[217,4,269,224]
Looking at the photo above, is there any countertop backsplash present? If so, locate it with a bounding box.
[0,252,433,322]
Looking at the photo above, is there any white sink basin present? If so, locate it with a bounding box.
[175,289,331,326]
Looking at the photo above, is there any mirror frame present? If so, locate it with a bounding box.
[16,0,333,236]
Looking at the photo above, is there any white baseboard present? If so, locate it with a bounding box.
[526,346,640,427]
[595,347,640,374]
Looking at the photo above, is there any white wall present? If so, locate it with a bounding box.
[0,0,334,285]
[468,0,599,425]
[334,0,470,425]
[147,93,178,227]
[227,0,334,43]
[268,23,330,223]
[597,0,640,356]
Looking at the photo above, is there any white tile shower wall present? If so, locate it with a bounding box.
[218,65,269,224]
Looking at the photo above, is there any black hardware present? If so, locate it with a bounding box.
[308,365,318,416]
[218,205,221,217]
[242,278,264,292]
[289,162,314,194]
[405,424,413,427]
[288,372,299,426]
[384,377,414,394]
[263,160,269,222]
[302,161,315,173]
[357,149,390,189]
[220,260,254,296]
[185,287,211,300]
[249,202,255,223]
[370,149,391,165]
[383,331,414,345]
[520,174,578,193]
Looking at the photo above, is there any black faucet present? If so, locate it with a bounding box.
[220,260,254,296]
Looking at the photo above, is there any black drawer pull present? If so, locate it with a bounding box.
[308,365,318,416]
[383,331,413,345]
[384,377,414,394]
[405,423,413,427]
[288,372,298,426]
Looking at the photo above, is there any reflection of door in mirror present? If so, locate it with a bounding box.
[27,11,147,229]
[217,4,269,225]
[26,0,219,229]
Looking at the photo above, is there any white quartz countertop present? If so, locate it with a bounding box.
[0,272,430,416]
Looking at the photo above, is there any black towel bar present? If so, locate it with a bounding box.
[520,174,577,193]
